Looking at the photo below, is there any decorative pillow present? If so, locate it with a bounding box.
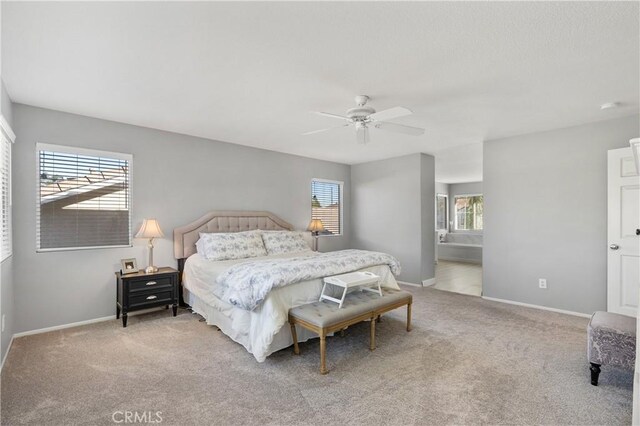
[261,231,311,255]
[197,230,267,261]
[195,238,206,256]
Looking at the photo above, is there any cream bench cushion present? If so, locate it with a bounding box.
[288,288,413,374]
[290,288,411,328]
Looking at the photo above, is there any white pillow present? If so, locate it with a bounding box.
[261,231,311,255]
[196,230,267,261]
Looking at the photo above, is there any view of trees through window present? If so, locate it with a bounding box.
[455,195,483,231]
[436,194,447,230]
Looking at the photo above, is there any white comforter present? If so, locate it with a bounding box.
[182,250,400,362]
[216,249,401,311]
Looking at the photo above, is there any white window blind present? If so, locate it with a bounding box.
[1,136,11,261]
[311,179,343,236]
[36,144,132,251]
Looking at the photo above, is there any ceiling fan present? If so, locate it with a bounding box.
[303,95,425,144]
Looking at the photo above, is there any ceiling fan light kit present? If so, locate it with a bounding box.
[304,95,425,144]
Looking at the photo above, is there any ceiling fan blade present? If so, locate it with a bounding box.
[369,106,412,122]
[374,121,425,136]
[315,111,350,121]
[356,126,369,144]
[302,123,350,136]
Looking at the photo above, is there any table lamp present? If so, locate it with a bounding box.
[136,218,164,273]
[307,219,325,251]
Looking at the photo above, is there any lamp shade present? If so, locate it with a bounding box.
[135,218,165,239]
[307,219,325,233]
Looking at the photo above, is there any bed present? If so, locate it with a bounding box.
[174,210,401,362]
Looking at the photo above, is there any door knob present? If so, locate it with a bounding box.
[609,244,620,250]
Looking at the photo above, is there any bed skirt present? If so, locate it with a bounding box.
[184,288,320,360]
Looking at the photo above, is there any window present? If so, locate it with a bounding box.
[311,179,343,236]
[37,144,132,251]
[436,194,448,230]
[1,135,11,261]
[454,194,483,231]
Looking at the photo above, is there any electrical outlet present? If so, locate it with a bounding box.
[539,278,547,289]
[1,314,5,332]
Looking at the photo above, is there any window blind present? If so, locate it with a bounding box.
[311,179,342,236]
[1,136,11,260]
[36,144,132,251]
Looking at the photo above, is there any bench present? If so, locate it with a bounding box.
[587,311,636,386]
[288,288,413,374]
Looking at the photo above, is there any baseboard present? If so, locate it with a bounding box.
[1,335,15,372]
[13,315,116,338]
[13,307,167,338]
[481,296,592,318]
[438,256,482,264]
[397,280,422,287]
[422,278,436,287]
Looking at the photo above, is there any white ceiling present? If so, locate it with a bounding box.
[2,2,639,183]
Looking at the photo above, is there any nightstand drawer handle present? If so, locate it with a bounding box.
[146,295,158,300]
[146,281,157,286]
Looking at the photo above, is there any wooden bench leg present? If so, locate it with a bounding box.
[370,317,376,351]
[320,331,328,374]
[290,322,300,355]
[407,303,412,332]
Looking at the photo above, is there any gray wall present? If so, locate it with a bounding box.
[1,79,14,363]
[449,181,483,233]
[435,182,449,196]
[420,155,436,279]
[12,104,351,333]
[483,115,640,314]
[351,153,435,284]
[1,82,12,128]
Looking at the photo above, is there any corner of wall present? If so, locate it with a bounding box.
[0,82,15,367]
[420,153,436,281]
[1,257,15,370]
[1,79,14,130]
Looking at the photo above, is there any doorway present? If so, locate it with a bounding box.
[434,182,483,297]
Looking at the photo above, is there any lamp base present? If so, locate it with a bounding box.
[145,266,159,274]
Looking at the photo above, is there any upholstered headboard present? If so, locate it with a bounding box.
[173,210,294,260]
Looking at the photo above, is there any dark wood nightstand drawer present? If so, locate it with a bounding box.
[128,276,173,292]
[116,267,179,327]
[129,288,174,308]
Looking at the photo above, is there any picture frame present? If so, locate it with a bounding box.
[120,258,139,275]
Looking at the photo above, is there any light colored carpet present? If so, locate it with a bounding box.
[434,260,483,297]
[0,287,632,425]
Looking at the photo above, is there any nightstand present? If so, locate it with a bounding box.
[115,267,179,327]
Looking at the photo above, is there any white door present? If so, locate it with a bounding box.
[607,147,640,317]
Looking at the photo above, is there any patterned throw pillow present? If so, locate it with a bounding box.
[261,231,311,255]
[197,230,267,261]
